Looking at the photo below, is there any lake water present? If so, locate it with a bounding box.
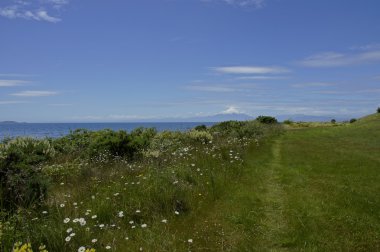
[0,122,215,139]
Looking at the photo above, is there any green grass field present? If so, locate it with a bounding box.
[1,114,380,251]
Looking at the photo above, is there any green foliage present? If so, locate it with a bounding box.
[331,119,336,124]
[283,119,293,125]
[186,130,213,144]
[350,118,357,123]
[256,116,278,124]
[0,138,54,210]
[53,128,157,161]
[0,121,284,251]
[210,120,265,139]
[194,124,208,131]
[377,107,380,113]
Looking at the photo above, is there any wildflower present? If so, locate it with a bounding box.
[99,224,105,228]
[106,245,111,250]
[70,233,76,237]
[91,215,97,219]
[91,195,95,199]
[67,227,73,233]
[64,218,70,223]
[73,202,78,206]
[118,211,124,217]
[65,236,71,242]
[129,221,134,224]
[91,239,97,243]
[73,218,79,223]
[141,224,147,228]
[42,211,48,214]
[78,246,86,252]
[161,219,167,223]
[79,219,86,226]
[114,193,120,196]
[136,209,141,213]
[175,211,179,215]
[60,203,65,208]
[188,239,193,243]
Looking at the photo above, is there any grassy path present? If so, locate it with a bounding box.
[174,137,291,251]
[176,114,380,251]
[258,139,288,250]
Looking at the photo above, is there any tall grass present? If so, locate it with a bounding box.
[0,120,281,251]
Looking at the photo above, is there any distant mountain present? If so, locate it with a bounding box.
[135,113,255,123]
[0,121,22,124]
[276,114,350,122]
[184,113,254,122]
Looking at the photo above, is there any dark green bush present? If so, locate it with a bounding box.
[377,107,380,113]
[350,118,357,123]
[194,124,208,131]
[53,128,157,161]
[283,119,293,125]
[0,138,53,210]
[210,120,264,139]
[256,116,278,124]
[331,119,336,124]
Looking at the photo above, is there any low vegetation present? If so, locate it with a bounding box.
[0,119,281,251]
[1,114,379,251]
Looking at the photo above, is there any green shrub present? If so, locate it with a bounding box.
[186,130,213,144]
[210,120,245,135]
[350,118,357,123]
[256,116,278,124]
[194,124,208,131]
[210,120,264,139]
[283,119,293,125]
[54,128,157,161]
[331,119,336,124]
[377,107,380,113]
[0,138,54,210]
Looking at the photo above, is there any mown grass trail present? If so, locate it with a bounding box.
[176,114,380,251]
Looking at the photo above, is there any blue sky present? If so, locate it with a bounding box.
[0,0,380,122]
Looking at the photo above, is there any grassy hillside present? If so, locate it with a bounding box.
[1,114,379,251]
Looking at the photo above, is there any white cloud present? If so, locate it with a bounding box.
[185,85,237,92]
[0,100,27,105]
[221,106,241,114]
[11,90,58,97]
[0,79,29,87]
[49,103,73,106]
[291,82,335,88]
[349,43,380,51]
[0,73,35,77]
[203,0,266,8]
[236,76,288,80]
[0,0,67,22]
[214,66,289,74]
[299,50,380,67]
[34,10,61,22]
